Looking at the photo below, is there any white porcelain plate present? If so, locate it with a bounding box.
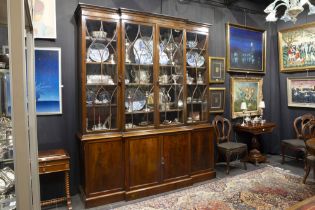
[125,88,146,111]
[133,37,153,64]
[186,52,205,67]
[88,43,109,62]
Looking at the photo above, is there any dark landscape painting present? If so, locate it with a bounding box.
[228,24,265,73]
[287,77,315,108]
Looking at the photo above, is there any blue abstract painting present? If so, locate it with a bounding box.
[35,48,62,115]
[228,24,265,72]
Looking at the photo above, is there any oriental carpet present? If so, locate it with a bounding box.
[115,166,315,210]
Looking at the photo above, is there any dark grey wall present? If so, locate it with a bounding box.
[37,0,282,197]
[277,12,315,144]
[3,0,309,198]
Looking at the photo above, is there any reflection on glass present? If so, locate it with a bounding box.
[124,23,154,130]
[186,32,208,123]
[85,19,118,132]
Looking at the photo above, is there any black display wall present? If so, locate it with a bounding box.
[33,0,308,198]
[277,13,315,149]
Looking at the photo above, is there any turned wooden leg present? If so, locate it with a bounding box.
[226,152,230,175]
[303,164,311,184]
[65,171,72,210]
[281,144,285,164]
[243,149,248,170]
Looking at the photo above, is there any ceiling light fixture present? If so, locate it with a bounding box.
[264,0,315,23]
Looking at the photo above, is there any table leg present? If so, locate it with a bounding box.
[65,171,72,210]
[248,135,267,164]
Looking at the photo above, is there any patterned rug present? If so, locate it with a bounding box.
[115,166,315,210]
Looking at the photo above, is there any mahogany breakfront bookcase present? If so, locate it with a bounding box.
[75,4,215,208]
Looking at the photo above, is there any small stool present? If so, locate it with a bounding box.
[38,149,72,210]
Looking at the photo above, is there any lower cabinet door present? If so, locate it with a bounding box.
[84,138,124,195]
[191,127,214,173]
[162,132,190,181]
[127,135,161,189]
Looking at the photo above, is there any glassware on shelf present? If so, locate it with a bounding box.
[143,91,151,112]
[126,92,133,113]
[196,72,204,84]
[108,54,115,64]
[186,73,194,84]
[159,74,169,84]
[131,69,151,84]
[171,74,180,84]
[125,40,132,63]
[159,87,171,111]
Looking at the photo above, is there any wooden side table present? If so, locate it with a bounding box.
[38,149,72,210]
[234,122,276,165]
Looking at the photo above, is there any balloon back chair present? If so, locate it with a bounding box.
[212,115,248,174]
[281,113,314,164]
[303,120,315,184]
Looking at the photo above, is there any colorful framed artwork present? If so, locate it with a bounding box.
[226,23,266,74]
[209,87,225,113]
[33,0,57,39]
[209,57,225,83]
[279,22,315,72]
[35,47,62,115]
[287,77,315,108]
[230,77,263,118]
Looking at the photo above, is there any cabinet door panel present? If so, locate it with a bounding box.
[163,132,190,181]
[85,139,124,195]
[128,136,160,188]
[191,128,214,173]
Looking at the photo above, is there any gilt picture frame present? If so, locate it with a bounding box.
[209,87,225,113]
[209,57,225,83]
[279,22,315,72]
[230,77,263,118]
[287,77,315,108]
[226,23,266,74]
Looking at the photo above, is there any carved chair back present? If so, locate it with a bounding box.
[302,119,315,141]
[212,115,232,144]
[294,113,314,139]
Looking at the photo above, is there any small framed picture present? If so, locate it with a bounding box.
[287,77,315,108]
[209,87,225,113]
[209,57,225,83]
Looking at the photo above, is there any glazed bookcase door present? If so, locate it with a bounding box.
[186,31,208,123]
[158,27,184,126]
[123,22,155,130]
[84,18,120,132]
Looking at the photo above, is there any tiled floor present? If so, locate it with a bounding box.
[44,155,308,210]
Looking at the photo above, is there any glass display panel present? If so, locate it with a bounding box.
[85,19,118,132]
[186,32,208,123]
[0,7,16,206]
[159,27,184,126]
[124,23,154,130]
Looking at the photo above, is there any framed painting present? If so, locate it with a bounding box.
[33,0,57,39]
[287,77,315,108]
[230,77,263,118]
[35,47,62,115]
[209,87,225,113]
[226,23,266,74]
[279,22,315,72]
[209,57,225,83]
